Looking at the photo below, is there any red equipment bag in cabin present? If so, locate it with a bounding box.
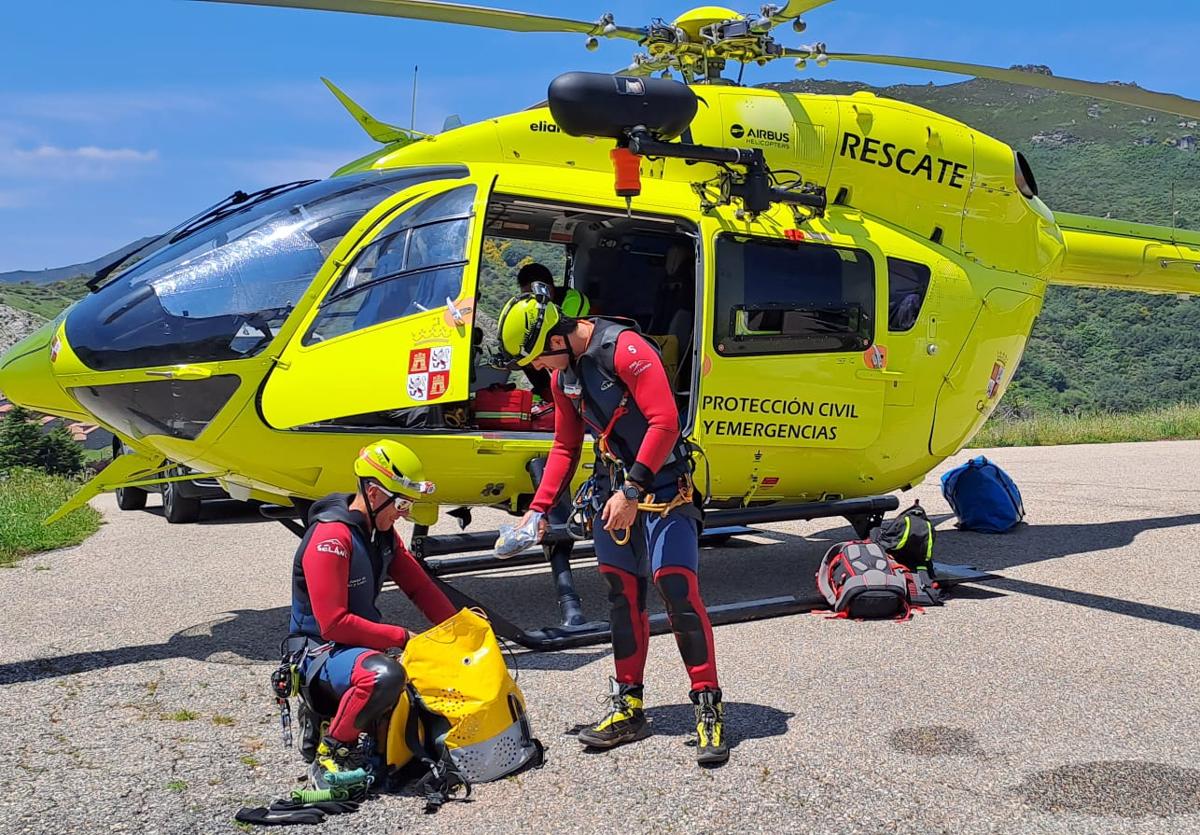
[531,401,555,432]
[474,384,532,430]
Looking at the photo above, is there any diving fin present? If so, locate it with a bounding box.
[321,77,425,146]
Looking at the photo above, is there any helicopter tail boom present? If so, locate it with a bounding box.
[1050,212,1200,295]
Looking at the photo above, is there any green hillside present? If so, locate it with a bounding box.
[0,277,89,320]
[768,73,1200,416]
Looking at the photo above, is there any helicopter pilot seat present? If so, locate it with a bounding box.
[653,242,696,394]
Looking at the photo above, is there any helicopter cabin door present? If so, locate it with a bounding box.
[694,228,887,500]
[261,179,486,429]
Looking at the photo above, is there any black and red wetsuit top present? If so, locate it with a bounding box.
[288,493,456,649]
[530,318,693,513]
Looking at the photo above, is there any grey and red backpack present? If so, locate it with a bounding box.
[817,502,944,619]
[816,541,916,620]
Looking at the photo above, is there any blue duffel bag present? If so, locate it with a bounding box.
[940,456,1025,533]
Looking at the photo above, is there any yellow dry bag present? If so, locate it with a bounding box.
[386,608,542,806]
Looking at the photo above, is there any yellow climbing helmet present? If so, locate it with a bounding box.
[498,282,562,367]
[354,439,436,500]
[560,287,590,317]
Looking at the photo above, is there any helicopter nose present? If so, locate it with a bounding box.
[0,321,85,418]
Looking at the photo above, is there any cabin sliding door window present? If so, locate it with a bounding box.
[713,235,875,356]
[303,184,476,345]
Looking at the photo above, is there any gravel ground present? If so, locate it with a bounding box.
[1,441,1198,834]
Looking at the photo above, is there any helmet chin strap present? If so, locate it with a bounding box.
[358,477,392,535]
[540,346,571,361]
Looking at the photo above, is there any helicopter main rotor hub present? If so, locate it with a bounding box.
[624,5,808,80]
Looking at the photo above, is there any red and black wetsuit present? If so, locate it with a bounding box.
[530,318,718,693]
[289,494,456,743]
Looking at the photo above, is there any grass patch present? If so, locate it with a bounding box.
[240,755,261,768]
[164,709,199,722]
[165,779,187,793]
[976,403,1200,448]
[212,715,235,727]
[82,448,112,465]
[0,469,102,566]
[0,277,88,319]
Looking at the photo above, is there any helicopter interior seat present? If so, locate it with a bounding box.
[570,223,698,407]
[470,325,510,391]
[663,307,694,394]
[651,241,697,395]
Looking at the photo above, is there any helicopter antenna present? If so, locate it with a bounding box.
[1171,180,1179,242]
[411,64,419,131]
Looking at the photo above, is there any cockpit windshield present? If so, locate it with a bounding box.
[66,166,467,371]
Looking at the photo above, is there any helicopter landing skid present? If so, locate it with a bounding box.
[425,558,991,651]
[409,495,910,651]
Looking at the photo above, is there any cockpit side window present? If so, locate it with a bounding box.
[713,235,875,356]
[886,257,932,332]
[64,167,467,372]
[302,184,476,345]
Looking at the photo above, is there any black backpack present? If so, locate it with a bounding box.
[816,541,914,620]
[871,501,942,606]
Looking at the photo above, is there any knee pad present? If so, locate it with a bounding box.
[654,570,709,668]
[354,653,407,731]
[602,567,644,661]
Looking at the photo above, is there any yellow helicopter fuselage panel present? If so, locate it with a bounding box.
[0,82,1165,517]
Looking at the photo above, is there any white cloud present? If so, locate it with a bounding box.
[0,144,159,181]
[13,145,158,163]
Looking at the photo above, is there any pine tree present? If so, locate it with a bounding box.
[0,406,44,471]
[38,425,84,477]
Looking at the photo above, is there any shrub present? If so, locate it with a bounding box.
[0,406,85,476]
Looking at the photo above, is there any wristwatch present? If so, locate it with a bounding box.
[619,481,643,501]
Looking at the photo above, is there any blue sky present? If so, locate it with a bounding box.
[2,0,1198,272]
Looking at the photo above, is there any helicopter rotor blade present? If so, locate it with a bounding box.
[769,0,836,24]
[786,48,1200,121]
[194,0,646,39]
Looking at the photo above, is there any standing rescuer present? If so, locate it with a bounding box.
[497,285,728,765]
[288,440,457,789]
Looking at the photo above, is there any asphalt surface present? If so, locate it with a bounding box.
[1,441,1198,834]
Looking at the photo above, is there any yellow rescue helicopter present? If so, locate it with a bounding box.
[3,0,1199,645]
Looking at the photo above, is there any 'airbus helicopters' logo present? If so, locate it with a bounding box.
[729,123,790,148]
[529,120,561,133]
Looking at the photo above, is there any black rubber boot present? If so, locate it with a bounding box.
[559,593,586,627]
